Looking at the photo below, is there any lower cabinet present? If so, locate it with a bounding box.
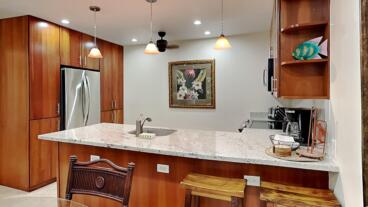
[30,118,59,189]
[101,110,123,124]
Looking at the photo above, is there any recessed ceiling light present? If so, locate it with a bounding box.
[193,20,202,25]
[204,31,211,35]
[61,19,70,24]
[131,38,138,42]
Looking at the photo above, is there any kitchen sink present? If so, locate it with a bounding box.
[129,128,177,136]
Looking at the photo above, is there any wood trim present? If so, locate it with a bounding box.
[362,0,368,205]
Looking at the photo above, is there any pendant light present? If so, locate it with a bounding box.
[144,0,159,54]
[214,0,231,50]
[88,6,103,59]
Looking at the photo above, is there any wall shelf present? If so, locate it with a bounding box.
[281,22,328,33]
[281,59,328,66]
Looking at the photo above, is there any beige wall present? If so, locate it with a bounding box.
[124,32,284,131]
[330,0,363,205]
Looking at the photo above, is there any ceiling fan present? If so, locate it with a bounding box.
[156,31,179,52]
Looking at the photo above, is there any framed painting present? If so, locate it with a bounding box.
[168,60,215,109]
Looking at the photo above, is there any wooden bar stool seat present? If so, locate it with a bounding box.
[260,181,341,207]
[180,173,246,207]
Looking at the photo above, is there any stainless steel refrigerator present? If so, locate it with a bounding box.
[61,68,100,130]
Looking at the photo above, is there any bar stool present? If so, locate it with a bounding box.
[260,181,341,207]
[180,173,246,207]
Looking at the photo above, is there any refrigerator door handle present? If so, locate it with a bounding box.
[82,73,88,126]
[84,75,92,126]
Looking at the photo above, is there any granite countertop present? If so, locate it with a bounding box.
[39,123,339,172]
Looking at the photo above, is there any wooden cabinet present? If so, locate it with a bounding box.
[101,110,123,124]
[0,15,124,191]
[60,28,82,68]
[112,45,124,109]
[81,34,100,70]
[29,17,60,120]
[99,40,114,111]
[99,39,124,124]
[30,118,59,189]
[274,0,330,99]
[0,16,60,191]
[0,16,30,191]
[60,30,100,70]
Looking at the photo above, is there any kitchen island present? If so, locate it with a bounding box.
[39,123,338,207]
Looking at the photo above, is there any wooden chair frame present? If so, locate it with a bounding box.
[65,155,135,207]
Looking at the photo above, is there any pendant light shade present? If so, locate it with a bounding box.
[215,0,231,50]
[144,0,159,55]
[88,6,103,59]
[215,34,232,50]
[144,41,160,54]
[88,47,103,58]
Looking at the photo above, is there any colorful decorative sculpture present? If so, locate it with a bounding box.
[292,36,328,60]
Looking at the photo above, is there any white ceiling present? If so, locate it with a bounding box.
[0,0,273,45]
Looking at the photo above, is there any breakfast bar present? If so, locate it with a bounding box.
[40,123,339,207]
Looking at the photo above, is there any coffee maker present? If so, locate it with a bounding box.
[268,107,313,145]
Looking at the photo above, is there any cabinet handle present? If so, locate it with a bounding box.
[273,78,278,92]
[57,103,60,115]
[111,111,115,123]
[57,119,60,131]
[111,100,114,110]
[113,100,116,109]
[79,56,82,66]
[84,56,87,67]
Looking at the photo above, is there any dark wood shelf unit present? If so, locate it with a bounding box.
[274,0,330,99]
[281,21,328,33]
[281,59,328,66]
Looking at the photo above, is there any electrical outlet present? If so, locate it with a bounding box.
[244,175,260,187]
[157,164,169,174]
[90,155,100,161]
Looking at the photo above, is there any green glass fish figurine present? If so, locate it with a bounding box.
[292,36,328,60]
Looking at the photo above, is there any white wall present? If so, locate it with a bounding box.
[124,32,282,131]
[330,0,363,205]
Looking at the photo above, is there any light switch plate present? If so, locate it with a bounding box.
[244,175,261,187]
[157,164,170,174]
[90,155,100,161]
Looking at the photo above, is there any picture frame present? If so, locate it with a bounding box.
[168,59,215,109]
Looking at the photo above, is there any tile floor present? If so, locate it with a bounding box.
[0,182,57,199]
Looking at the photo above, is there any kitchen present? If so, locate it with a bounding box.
[0,0,364,207]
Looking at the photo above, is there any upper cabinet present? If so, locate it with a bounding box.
[60,29,100,70]
[29,17,61,120]
[60,28,82,68]
[273,0,330,99]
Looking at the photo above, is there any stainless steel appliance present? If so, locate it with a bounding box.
[61,68,100,130]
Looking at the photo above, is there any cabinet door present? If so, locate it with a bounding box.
[101,111,114,123]
[99,40,113,111]
[0,16,30,191]
[81,34,100,70]
[29,17,60,120]
[60,28,82,68]
[30,118,59,188]
[112,45,124,109]
[114,110,124,124]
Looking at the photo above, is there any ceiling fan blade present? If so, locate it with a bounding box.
[166,44,179,49]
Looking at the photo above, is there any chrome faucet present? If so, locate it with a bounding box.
[135,115,152,136]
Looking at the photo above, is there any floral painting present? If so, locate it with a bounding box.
[169,60,215,109]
